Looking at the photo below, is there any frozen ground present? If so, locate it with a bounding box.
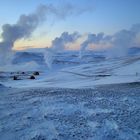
[0,51,140,139]
[0,83,140,140]
[1,51,140,88]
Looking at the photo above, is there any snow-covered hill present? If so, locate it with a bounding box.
[0,49,140,140]
[1,49,140,88]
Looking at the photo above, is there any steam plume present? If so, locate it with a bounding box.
[109,24,140,57]
[44,32,80,68]
[79,33,105,58]
[79,24,140,58]
[0,5,49,65]
[0,3,92,65]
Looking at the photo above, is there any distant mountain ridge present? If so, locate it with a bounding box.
[12,47,140,66]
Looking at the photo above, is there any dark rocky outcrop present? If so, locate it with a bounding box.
[30,75,35,79]
[13,76,19,80]
[33,71,39,75]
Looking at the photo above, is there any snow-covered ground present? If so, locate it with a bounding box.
[1,51,140,88]
[0,50,140,139]
[0,84,140,140]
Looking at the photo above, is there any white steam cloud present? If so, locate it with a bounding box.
[44,24,140,69]
[79,33,106,58]
[108,24,140,57]
[44,32,80,68]
[0,3,93,66]
[0,5,48,65]
[79,24,140,58]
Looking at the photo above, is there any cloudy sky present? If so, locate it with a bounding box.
[0,0,140,50]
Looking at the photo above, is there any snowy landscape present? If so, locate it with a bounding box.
[0,49,140,140]
[0,0,140,140]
